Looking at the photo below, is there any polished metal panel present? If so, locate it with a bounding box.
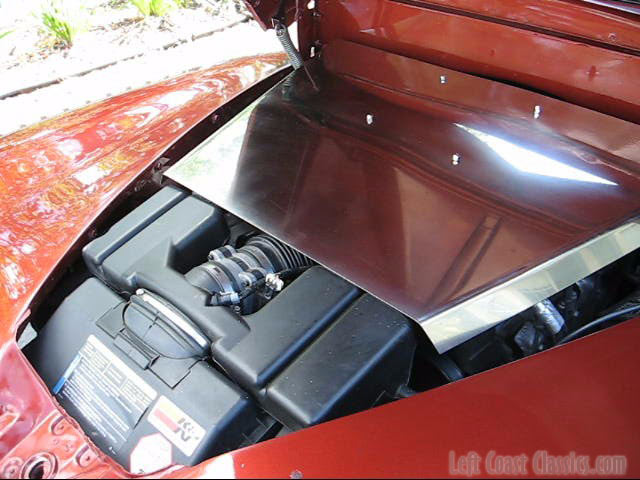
[167,44,640,353]
[424,221,640,352]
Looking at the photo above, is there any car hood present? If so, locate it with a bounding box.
[166,40,640,353]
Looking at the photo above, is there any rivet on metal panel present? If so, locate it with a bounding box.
[440,75,447,84]
[452,153,461,165]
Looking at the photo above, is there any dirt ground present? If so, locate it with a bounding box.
[0,0,286,136]
[1,0,248,72]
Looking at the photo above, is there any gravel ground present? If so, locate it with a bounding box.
[0,1,288,136]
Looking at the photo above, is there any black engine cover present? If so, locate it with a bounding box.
[26,186,417,471]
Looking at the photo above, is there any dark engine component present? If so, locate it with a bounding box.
[449,252,640,376]
[186,234,313,314]
[26,186,418,472]
[25,183,640,474]
[262,293,416,428]
[24,279,266,473]
[211,266,416,429]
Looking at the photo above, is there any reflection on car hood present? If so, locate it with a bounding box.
[166,41,640,352]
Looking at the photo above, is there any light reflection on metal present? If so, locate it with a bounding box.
[170,98,262,198]
[534,105,542,119]
[166,78,640,355]
[456,124,617,186]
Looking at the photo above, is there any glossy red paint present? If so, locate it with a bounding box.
[246,0,640,36]
[0,53,286,478]
[310,0,640,123]
[2,1,640,478]
[324,41,640,162]
[393,0,640,53]
[0,54,286,336]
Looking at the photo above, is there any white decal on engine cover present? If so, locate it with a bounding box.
[130,433,173,474]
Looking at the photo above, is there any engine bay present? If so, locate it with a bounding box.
[20,42,640,474]
[22,184,640,474]
[24,187,420,472]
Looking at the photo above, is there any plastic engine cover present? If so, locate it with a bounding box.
[26,185,418,471]
[24,279,261,474]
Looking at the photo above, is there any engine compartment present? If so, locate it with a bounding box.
[22,183,640,474]
[24,186,419,473]
[20,44,640,474]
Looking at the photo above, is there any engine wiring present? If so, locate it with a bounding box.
[557,303,640,345]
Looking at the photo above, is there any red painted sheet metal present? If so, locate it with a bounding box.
[0,343,124,479]
[392,0,640,53]
[0,54,286,477]
[244,0,640,44]
[323,40,640,171]
[1,0,639,473]
[314,0,640,123]
[0,54,286,339]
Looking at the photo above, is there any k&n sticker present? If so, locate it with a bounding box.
[147,396,205,457]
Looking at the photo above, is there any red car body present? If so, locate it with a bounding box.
[1,0,640,477]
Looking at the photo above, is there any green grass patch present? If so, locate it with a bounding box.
[40,1,87,48]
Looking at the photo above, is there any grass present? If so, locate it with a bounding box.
[40,1,86,48]
[129,0,189,16]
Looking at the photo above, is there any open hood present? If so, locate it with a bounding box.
[7,3,640,476]
[166,40,640,352]
[243,0,640,125]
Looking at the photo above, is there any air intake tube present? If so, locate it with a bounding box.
[185,235,313,314]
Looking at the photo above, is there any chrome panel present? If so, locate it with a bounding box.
[423,221,640,352]
[166,56,640,353]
